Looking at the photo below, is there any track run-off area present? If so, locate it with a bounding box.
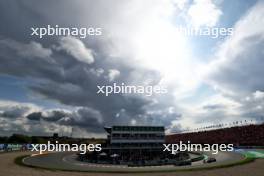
[0,150,263,176]
[19,149,260,173]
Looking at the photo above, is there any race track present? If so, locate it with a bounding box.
[22,150,245,172]
[1,151,264,176]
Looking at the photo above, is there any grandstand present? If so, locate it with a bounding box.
[166,124,264,146]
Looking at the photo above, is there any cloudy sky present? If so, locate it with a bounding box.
[0,0,263,137]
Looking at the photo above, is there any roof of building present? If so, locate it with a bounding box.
[104,126,164,133]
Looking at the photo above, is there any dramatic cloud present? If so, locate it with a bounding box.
[0,39,52,59]
[195,1,264,126]
[107,69,120,82]
[0,100,40,118]
[0,0,262,136]
[202,104,225,111]
[208,2,264,95]
[188,0,222,27]
[56,36,94,64]
[25,107,103,132]
[0,35,175,136]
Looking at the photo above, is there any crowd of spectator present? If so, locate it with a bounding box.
[166,124,264,146]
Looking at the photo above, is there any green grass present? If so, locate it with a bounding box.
[244,151,264,159]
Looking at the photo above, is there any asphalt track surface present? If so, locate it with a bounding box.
[1,151,264,176]
[22,151,245,172]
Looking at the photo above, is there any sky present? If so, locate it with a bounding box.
[0,0,264,137]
